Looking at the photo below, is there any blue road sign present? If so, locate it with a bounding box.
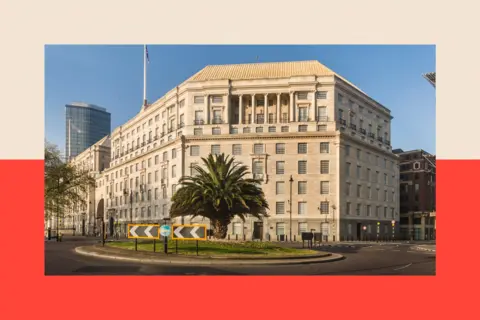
[160,225,171,237]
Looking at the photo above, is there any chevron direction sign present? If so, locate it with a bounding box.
[127,224,160,239]
[172,224,207,240]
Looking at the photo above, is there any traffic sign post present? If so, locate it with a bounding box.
[172,224,207,240]
[128,224,160,252]
[172,224,207,256]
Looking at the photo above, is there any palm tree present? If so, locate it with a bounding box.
[170,153,269,239]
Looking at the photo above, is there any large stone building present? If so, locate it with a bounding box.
[65,135,111,235]
[96,60,400,241]
[393,149,436,240]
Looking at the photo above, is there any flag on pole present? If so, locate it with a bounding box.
[146,45,150,63]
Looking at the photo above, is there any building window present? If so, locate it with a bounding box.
[162,151,167,162]
[298,181,307,194]
[211,145,220,155]
[298,92,308,100]
[155,170,158,182]
[155,155,159,165]
[232,222,242,235]
[357,149,361,160]
[356,204,361,216]
[317,124,327,131]
[243,127,251,133]
[254,144,264,154]
[298,125,308,132]
[346,182,351,196]
[256,127,263,133]
[276,143,285,154]
[194,96,203,104]
[276,161,285,174]
[172,165,176,178]
[190,146,200,156]
[320,201,329,214]
[268,126,276,133]
[212,127,221,135]
[367,168,371,181]
[298,222,308,235]
[384,207,388,218]
[276,181,285,195]
[155,188,158,200]
[281,126,289,132]
[276,222,285,235]
[317,91,327,99]
[147,173,151,184]
[367,205,371,217]
[276,202,285,215]
[368,187,372,199]
[384,190,388,202]
[298,143,307,154]
[384,173,388,185]
[232,144,242,155]
[298,202,307,215]
[338,94,344,103]
[172,184,177,195]
[172,148,176,159]
[320,181,329,194]
[346,162,351,177]
[230,127,238,134]
[212,96,223,103]
[320,160,329,174]
[194,128,203,136]
[357,184,362,197]
[320,142,330,153]
[346,202,351,215]
[357,166,361,179]
[298,161,307,174]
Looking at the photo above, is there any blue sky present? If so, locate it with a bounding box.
[45,45,436,155]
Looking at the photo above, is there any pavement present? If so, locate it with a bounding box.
[413,244,436,252]
[45,237,436,275]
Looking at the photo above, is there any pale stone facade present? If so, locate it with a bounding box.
[97,61,399,241]
[64,135,111,235]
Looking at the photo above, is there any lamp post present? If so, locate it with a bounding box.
[289,175,293,242]
[331,204,336,242]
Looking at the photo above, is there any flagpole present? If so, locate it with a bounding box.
[143,45,147,107]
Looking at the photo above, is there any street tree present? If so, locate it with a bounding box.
[44,142,95,223]
[170,153,269,239]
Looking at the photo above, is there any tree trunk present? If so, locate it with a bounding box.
[211,218,230,239]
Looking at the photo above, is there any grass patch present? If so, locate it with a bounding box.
[107,240,318,257]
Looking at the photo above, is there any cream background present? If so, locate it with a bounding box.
[0,0,473,159]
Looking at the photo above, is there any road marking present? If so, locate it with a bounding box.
[393,263,412,271]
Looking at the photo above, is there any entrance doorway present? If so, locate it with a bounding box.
[356,223,362,241]
[253,222,263,240]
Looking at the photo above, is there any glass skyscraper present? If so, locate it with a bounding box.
[65,102,111,160]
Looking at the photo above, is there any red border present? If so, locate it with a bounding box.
[0,160,477,319]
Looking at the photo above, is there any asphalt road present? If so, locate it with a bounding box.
[44,238,435,275]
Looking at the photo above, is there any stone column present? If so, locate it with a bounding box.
[311,90,316,121]
[289,92,295,122]
[276,93,281,124]
[264,94,268,124]
[251,94,255,124]
[204,94,209,124]
[239,95,243,124]
[224,93,229,124]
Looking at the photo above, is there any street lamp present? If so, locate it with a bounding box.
[289,175,293,242]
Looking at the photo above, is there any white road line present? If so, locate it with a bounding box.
[393,263,412,271]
